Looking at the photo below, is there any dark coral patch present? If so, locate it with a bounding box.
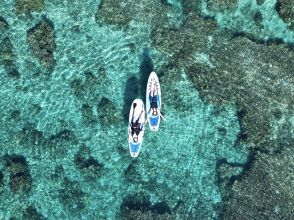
[47,129,78,155]
[15,0,45,14]
[0,16,9,32]
[0,171,3,192]
[70,71,99,105]
[121,194,152,212]
[124,161,142,182]
[19,123,44,147]
[22,205,45,220]
[4,154,32,193]
[121,194,173,219]
[98,97,121,127]
[7,68,20,79]
[10,110,21,121]
[207,0,237,12]
[95,0,133,27]
[81,104,97,124]
[220,145,294,219]
[0,37,15,68]
[27,17,56,69]
[74,145,104,179]
[276,0,294,30]
[59,178,86,214]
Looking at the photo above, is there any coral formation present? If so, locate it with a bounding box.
[206,0,237,12]
[74,145,104,179]
[121,193,173,219]
[59,177,86,215]
[220,144,294,219]
[186,36,293,149]
[95,0,133,27]
[0,37,15,70]
[14,0,44,14]
[22,206,45,220]
[98,97,122,127]
[152,5,293,151]
[95,0,184,28]
[200,0,294,44]
[3,154,32,192]
[0,0,292,219]
[276,0,294,30]
[0,16,9,34]
[27,17,56,69]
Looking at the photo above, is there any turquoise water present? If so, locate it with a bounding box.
[0,0,293,219]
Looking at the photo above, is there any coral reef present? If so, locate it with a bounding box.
[3,154,32,192]
[152,5,293,151]
[186,36,293,149]
[220,143,294,219]
[27,17,56,69]
[59,177,87,215]
[74,145,104,179]
[276,0,294,30]
[151,1,294,219]
[121,193,174,219]
[95,0,133,27]
[206,0,237,12]
[22,206,45,220]
[200,0,294,44]
[0,16,9,34]
[0,37,15,70]
[14,0,44,14]
[0,0,292,219]
[95,0,184,28]
[98,97,122,127]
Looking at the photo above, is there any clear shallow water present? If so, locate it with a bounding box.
[0,0,293,219]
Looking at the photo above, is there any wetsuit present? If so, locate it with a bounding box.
[149,91,159,113]
[131,108,143,136]
[131,122,141,136]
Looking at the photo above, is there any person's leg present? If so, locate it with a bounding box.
[135,125,140,136]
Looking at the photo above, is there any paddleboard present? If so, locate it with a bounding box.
[146,71,161,131]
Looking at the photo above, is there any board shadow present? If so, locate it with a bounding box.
[139,48,154,99]
[123,76,139,123]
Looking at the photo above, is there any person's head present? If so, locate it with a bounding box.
[152,108,158,116]
[133,136,138,143]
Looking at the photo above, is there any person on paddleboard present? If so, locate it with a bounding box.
[130,103,144,143]
[148,85,159,117]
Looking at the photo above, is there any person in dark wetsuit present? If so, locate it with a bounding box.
[149,90,159,116]
[130,103,143,143]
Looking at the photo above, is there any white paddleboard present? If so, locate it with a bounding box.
[146,71,161,131]
[128,99,145,157]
